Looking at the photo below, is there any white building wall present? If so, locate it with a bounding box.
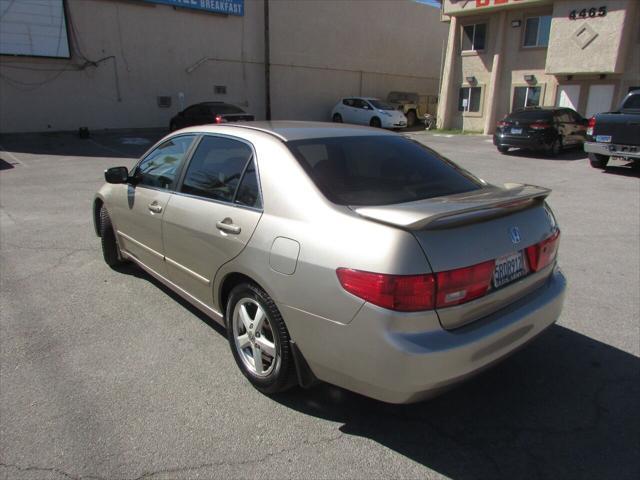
[0,0,447,133]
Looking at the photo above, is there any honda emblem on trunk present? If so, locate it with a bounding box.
[510,227,521,244]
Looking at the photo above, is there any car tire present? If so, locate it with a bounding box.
[226,283,295,394]
[588,152,609,169]
[548,138,562,157]
[406,110,417,127]
[99,207,126,268]
[370,117,382,128]
[497,146,509,154]
[332,113,342,123]
[169,121,177,132]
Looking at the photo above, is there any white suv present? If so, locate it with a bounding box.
[332,97,407,129]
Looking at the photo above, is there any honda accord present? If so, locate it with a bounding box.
[93,121,566,403]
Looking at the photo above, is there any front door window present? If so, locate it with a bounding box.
[135,135,195,190]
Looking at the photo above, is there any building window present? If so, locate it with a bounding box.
[513,86,542,110]
[458,87,482,112]
[462,23,486,52]
[524,16,551,47]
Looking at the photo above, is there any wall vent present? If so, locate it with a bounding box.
[157,96,172,108]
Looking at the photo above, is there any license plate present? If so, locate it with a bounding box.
[493,251,528,288]
[511,128,523,135]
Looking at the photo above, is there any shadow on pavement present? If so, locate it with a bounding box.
[0,130,166,159]
[601,163,640,178]
[273,326,640,479]
[0,158,16,170]
[113,263,227,337]
[118,262,639,480]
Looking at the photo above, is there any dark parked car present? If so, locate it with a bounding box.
[170,102,254,131]
[493,107,588,156]
[584,90,640,169]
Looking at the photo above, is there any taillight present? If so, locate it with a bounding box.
[526,230,560,272]
[336,268,435,312]
[497,121,510,128]
[214,115,227,124]
[530,122,551,130]
[587,116,596,136]
[435,260,495,308]
[337,259,497,312]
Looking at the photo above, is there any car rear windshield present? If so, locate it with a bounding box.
[287,135,482,206]
[210,104,245,114]
[369,100,396,111]
[507,110,553,121]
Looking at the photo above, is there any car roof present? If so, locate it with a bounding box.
[512,106,567,113]
[184,121,397,142]
[342,96,379,101]
[197,101,235,106]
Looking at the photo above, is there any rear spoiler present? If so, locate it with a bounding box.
[351,184,551,230]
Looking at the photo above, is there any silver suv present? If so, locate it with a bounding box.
[94,121,566,403]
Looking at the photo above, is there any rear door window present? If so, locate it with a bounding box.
[568,110,583,123]
[557,111,572,123]
[181,136,253,203]
[235,160,262,209]
[212,104,245,114]
[287,135,482,206]
[353,99,368,109]
[183,106,199,118]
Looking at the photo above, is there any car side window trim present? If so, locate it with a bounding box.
[131,133,199,193]
[173,133,264,212]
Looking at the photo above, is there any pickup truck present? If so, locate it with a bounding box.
[387,91,437,128]
[584,90,640,169]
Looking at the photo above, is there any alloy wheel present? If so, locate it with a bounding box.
[232,298,278,377]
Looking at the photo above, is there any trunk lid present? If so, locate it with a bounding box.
[352,183,557,329]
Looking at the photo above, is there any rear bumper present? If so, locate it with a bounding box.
[493,133,549,149]
[584,141,640,159]
[283,267,566,404]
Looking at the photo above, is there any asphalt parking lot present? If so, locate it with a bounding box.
[1,130,638,480]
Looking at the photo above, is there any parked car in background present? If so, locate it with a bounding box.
[584,90,640,169]
[332,97,407,129]
[94,121,565,404]
[170,102,254,131]
[493,107,588,156]
[387,91,437,128]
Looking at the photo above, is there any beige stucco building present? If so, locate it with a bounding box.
[437,0,640,133]
[0,0,448,133]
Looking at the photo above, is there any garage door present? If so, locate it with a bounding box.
[557,85,581,111]
[586,85,615,118]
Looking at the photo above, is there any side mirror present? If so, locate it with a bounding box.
[104,166,129,184]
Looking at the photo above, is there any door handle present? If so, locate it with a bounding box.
[148,202,163,214]
[216,219,241,235]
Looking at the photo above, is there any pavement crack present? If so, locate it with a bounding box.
[130,433,345,480]
[1,243,93,252]
[0,462,106,480]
